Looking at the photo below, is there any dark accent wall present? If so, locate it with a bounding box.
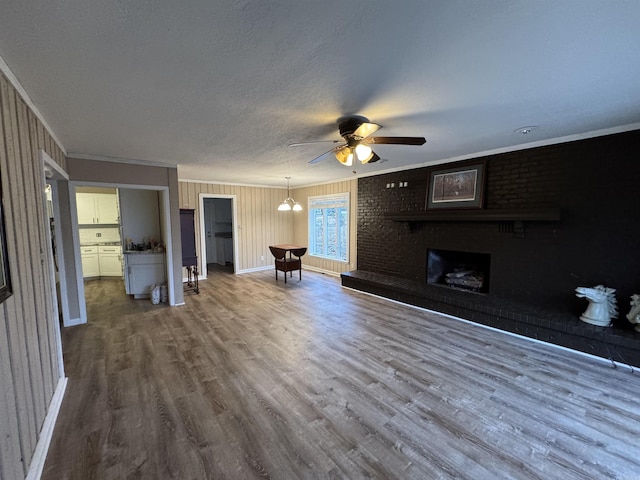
[357,129,640,330]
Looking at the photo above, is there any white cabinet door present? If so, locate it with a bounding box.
[98,246,122,277]
[124,253,165,298]
[95,194,120,224]
[81,246,100,277]
[77,193,96,224]
[76,193,120,224]
[99,255,123,276]
[129,264,165,296]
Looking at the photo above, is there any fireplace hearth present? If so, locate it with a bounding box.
[427,248,491,293]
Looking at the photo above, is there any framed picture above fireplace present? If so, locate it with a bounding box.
[426,160,486,210]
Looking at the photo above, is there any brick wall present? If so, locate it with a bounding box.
[357,129,640,327]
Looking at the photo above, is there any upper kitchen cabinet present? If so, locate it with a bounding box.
[77,192,120,225]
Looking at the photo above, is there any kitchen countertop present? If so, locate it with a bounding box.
[124,250,165,255]
[80,242,122,247]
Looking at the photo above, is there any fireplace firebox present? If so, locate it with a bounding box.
[427,248,491,293]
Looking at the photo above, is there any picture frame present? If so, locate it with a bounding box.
[425,160,486,210]
[0,178,12,304]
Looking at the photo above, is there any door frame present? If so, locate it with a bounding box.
[69,182,176,324]
[198,193,238,278]
[40,150,67,377]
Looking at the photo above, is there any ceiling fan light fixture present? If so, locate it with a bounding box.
[355,144,372,162]
[294,115,426,166]
[335,147,353,166]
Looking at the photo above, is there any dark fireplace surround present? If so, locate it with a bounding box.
[343,130,640,366]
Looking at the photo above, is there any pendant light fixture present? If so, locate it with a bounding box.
[277,176,302,211]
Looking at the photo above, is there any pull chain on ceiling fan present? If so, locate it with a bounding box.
[289,115,426,166]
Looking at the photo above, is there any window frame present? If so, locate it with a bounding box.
[307,192,350,263]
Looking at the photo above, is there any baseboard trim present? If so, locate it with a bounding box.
[303,265,341,277]
[26,376,68,480]
[236,265,272,274]
[63,317,84,327]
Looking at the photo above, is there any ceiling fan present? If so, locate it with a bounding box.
[289,115,426,166]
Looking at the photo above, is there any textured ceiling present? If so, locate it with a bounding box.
[1,1,639,187]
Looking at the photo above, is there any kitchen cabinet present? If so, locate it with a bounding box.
[81,245,123,278]
[215,236,233,265]
[80,246,99,278]
[77,197,96,225]
[98,245,123,277]
[77,193,120,224]
[125,253,165,299]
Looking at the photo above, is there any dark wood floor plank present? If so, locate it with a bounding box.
[42,274,640,480]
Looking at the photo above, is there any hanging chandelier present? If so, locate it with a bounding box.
[277,176,302,211]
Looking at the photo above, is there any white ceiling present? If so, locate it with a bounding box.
[1,1,639,188]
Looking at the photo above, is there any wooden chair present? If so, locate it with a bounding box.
[269,246,306,283]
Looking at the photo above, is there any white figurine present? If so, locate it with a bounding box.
[575,285,618,327]
[627,294,640,332]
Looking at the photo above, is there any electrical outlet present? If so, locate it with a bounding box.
[260,255,264,261]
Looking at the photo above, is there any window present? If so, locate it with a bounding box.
[308,193,349,262]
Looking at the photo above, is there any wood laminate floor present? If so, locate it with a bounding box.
[43,271,640,479]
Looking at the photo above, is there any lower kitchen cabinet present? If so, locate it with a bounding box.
[81,245,123,278]
[98,245,123,276]
[215,236,233,265]
[124,253,165,299]
[80,246,100,278]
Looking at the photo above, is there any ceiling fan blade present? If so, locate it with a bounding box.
[308,145,344,164]
[289,140,343,147]
[359,151,381,164]
[352,122,382,139]
[366,136,426,145]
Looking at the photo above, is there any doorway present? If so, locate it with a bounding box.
[199,194,237,277]
[70,183,177,324]
[41,150,67,375]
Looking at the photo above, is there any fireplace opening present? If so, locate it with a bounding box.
[427,248,491,293]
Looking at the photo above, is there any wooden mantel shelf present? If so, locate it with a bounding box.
[385,208,561,223]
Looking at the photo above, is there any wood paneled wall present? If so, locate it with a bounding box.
[178,179,357,275]
[0,74,65,479]
[179,181,293,273]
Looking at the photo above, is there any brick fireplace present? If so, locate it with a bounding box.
[427,248,491,293]
[344,129,640,366]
